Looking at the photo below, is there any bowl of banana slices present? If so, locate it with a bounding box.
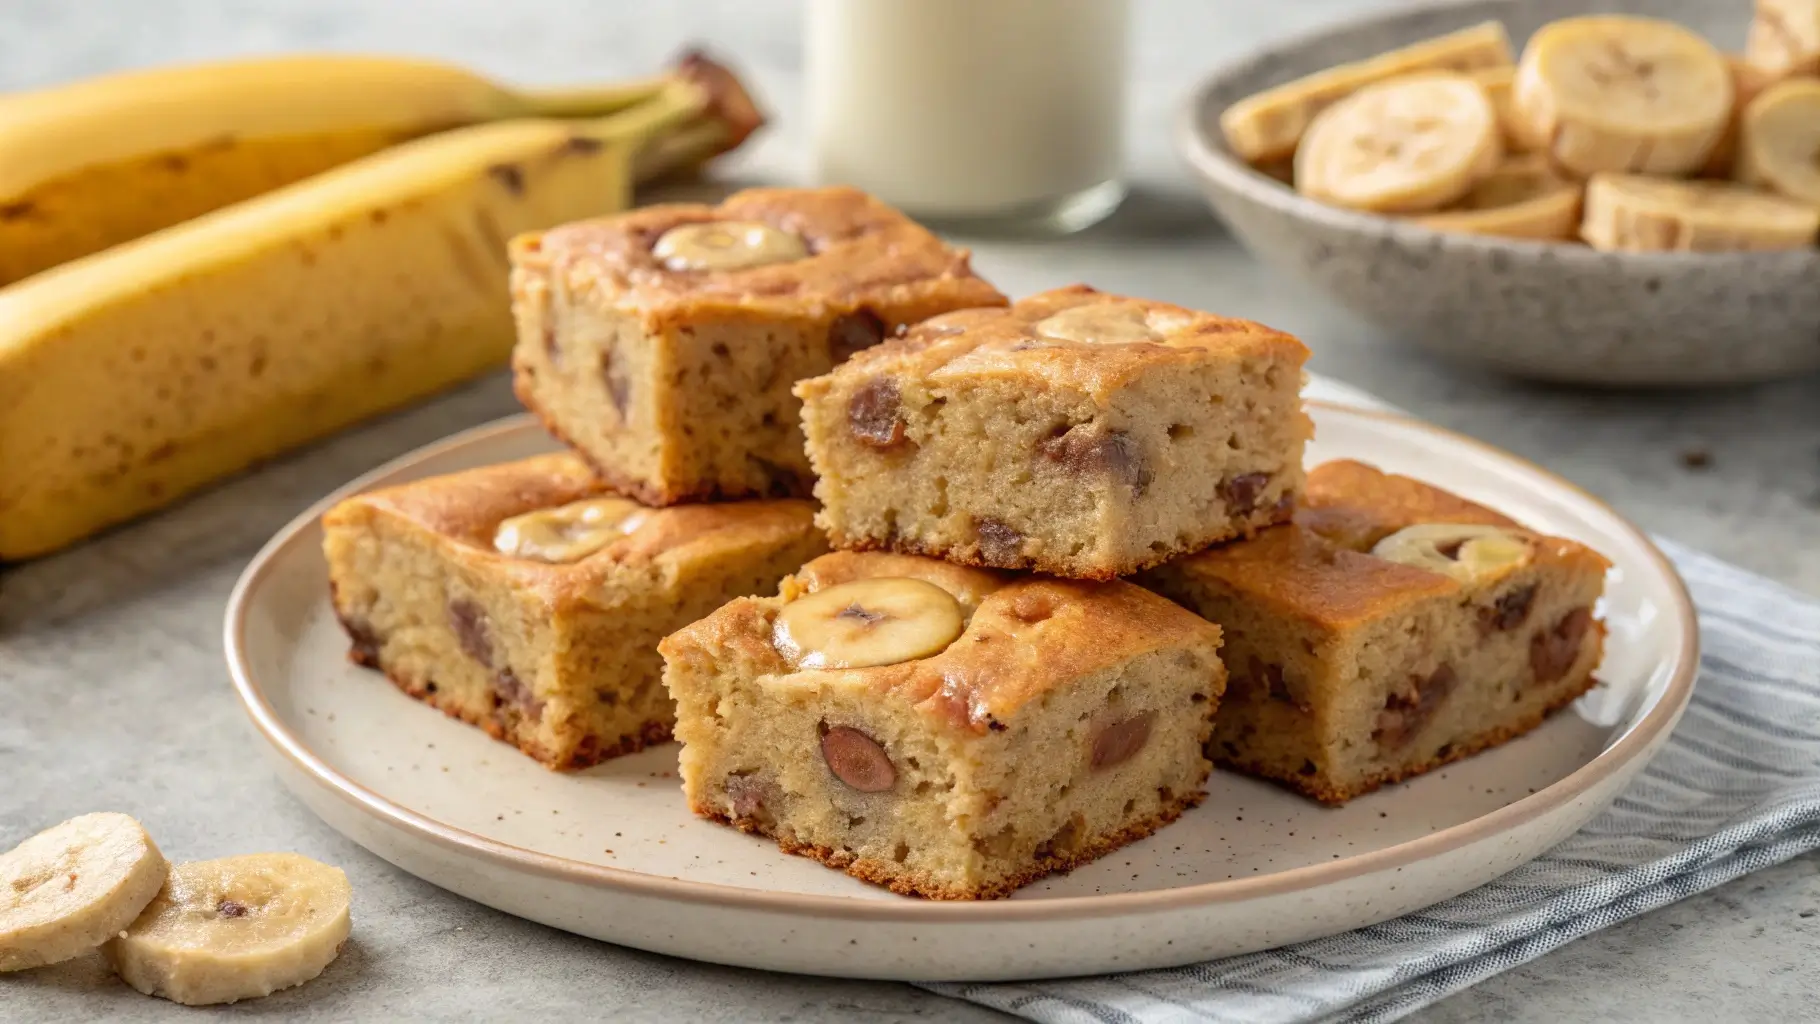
[1179,0,1820,387]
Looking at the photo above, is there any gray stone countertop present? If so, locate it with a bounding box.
[3,1,1817,1020]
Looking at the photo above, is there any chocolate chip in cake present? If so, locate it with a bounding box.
[216,899,249,918]
[340,617,381,668]
[974,517,1024,564]
[1373,664,1457,750]
[847,378,907,449]
[725,771,778,826]
[600,352,632,418]
[1090,711,1155,770]
[1038,427,1152,496]
[494,668,543,721]
[1218,472,1271,516]
[1530,607,1593,684]
[819,724,896,792]
[447,598,493,665]
[1482,583,1539,633]
[829,308,887,363]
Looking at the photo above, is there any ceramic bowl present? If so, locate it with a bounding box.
[1177,0,1820,387]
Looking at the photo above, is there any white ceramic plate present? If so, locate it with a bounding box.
[224,396,1697,982]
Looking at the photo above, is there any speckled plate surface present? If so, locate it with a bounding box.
[224,383,1697,981]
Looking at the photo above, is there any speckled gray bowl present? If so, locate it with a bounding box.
[1178,0,1820,387]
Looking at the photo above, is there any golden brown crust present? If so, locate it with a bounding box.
[1297,458,1519,551]
[320,453,821,611]
[1223,667,1602,805]
[1162,460,1612,629]
[663,551,1226,734]
[825,284,1310,401]
[511,186,1007,320]
[695,782,1207,900]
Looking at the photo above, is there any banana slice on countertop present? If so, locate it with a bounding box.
[1415,154,1584,239]
[1738,77,1820,205]
[1746,0,1820,77]
[103,853,352,1006]
[1220,21,1513,164]
[1581,173,1820,252]
[772,577,965,670]
[0,813,168,972]
[1512,15,1733,177]
[1296,73,1502,214]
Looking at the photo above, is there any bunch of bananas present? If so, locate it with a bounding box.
[0,52,762,560]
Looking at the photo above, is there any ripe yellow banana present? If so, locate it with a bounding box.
[0,61,758,560]
[1737,77,1820,204]
[0,55,671,286]
[1580,173,1819,252]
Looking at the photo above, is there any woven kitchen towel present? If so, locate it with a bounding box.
[926,538,1820,1023]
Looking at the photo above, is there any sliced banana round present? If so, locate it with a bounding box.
[772,577,964,670]
[652,220,809,272]
[493,496,648,563]
[0,813,167,972]
[1371,523,1532,583]
[1033,303,1163,345]
[1416,154,1584,239]
[1581,173,1820,252]
[1746,0,1820,77]
[1220,21,1513,164]
[1512,15,1733,177]
[1296,73,1502,214]
[103,852,351,1006]
[1738,77,1820,206]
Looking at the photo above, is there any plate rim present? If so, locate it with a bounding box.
[223,402,1700,922]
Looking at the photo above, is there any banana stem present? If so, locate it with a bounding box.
[515,75,672,118]
[632,118,732,184]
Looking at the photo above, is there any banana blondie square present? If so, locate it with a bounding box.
[795,285,1312,580]
[322,453,825,769]
[1140,460,1610,805]
[659,551,1226,899]
[509,186,1007,505]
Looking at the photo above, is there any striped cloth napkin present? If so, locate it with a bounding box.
[925,382,1820,1023]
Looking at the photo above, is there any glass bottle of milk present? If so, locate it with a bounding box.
[806,0,1130,234]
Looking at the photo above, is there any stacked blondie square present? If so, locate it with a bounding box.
[323,186,1610,900]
